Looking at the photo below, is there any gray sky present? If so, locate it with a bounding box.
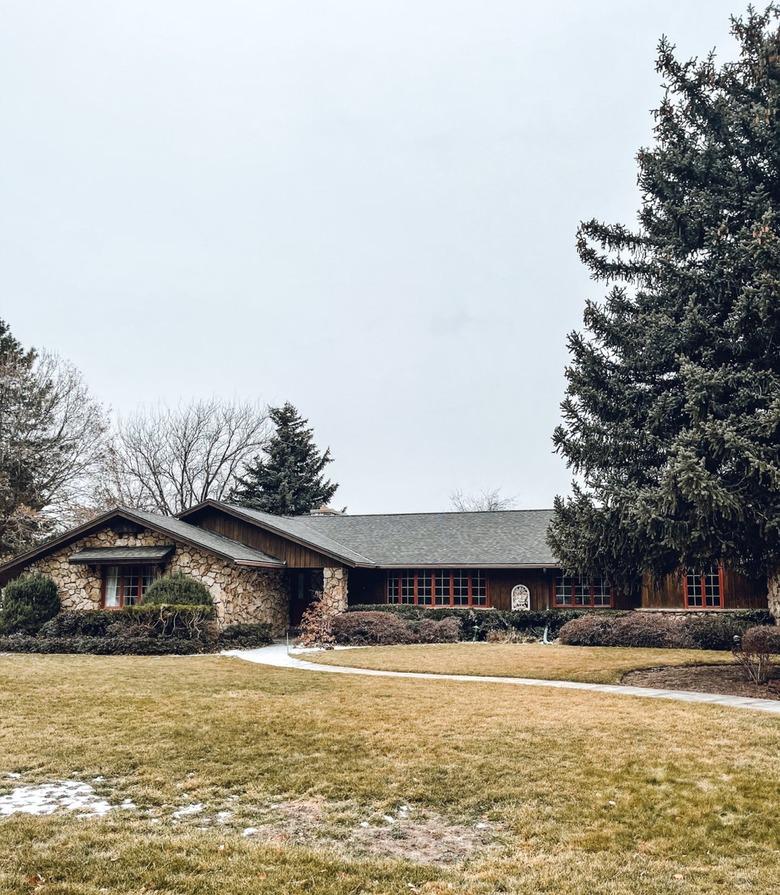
[1,0,741,513]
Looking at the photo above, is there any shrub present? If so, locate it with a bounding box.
[219,622,273,649]
[346,605,588,640]
[0,634,202,655]
[733,626,780,685]
[296,591,335,648]
[39,610,114,638]
[38,605,215,641]
[0,573,60,635]
[143,572,213,607]
[559,613,692,648]
[416,617,461,643]
[558,610,773,650]
[332,611,418,646]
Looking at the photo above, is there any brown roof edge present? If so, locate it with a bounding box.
[177,499,367,567]
[0,507,285,583]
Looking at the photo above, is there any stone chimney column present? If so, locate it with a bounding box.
[321,566,348,616]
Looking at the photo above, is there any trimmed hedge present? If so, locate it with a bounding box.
[0,573,60,634]
[39,605,215,640]
[0,633,201,655]
[218,622,274,649]
[347,604,593,640]
[559,610,773,651]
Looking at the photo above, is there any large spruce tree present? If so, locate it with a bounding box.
[548,7,780,616]
[231,402,338,515]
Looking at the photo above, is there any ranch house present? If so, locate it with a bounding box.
[0,500,769,634]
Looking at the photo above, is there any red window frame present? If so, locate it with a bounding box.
[683,564,724,609]
[101,565,158,609]
[386,570,489,608]
[552,574,614,609]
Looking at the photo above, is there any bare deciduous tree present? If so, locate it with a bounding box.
[96,399,270,516]
[450,488,516,512]
[0,333,109,555]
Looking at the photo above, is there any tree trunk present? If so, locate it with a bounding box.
[768,566,780,623]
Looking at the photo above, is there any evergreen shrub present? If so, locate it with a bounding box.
[0,573,60,634]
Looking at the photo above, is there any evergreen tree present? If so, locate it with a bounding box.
[548,7,780,616]
[0,319,108,558]
[231,402,338,515]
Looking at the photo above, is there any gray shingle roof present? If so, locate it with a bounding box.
[217,504,558,567]
[125,508,284,567]
[69,546,174,564]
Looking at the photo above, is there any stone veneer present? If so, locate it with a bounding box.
[28,526,289,635]
[321,566,348,616]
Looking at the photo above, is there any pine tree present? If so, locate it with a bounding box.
[0,319,53,556]
[548,7,780,616]
[231,402,338,515]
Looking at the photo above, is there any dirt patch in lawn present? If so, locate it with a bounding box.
[240,798,501,865]
[622,663,780,700]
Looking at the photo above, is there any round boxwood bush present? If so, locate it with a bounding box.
[142,572,213,607]
[0,573,61,634]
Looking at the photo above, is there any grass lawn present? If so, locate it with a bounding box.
[0,654,778,894]
[306,642,735,684]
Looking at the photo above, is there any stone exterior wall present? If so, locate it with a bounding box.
[28,526,289,635]
[321,566,348,616]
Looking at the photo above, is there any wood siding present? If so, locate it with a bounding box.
[347,568,639,611]
[186,507,338,569]
[641,567,767,610]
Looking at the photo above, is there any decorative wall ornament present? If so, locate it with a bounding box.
[511,584,531,611]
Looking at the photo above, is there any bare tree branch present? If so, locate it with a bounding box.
[450,488,517,512]
[95,399,270,516]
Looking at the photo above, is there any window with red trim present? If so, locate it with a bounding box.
[387,570,487,607]
[553,574,613,608]
[684,565,722,609]
[103,565,158,609]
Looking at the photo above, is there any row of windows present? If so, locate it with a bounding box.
[387,570,488,607]
[553,575,613,608]
[386,566,724,610]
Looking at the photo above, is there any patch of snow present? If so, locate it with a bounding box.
[382,814,395,824]
[172,803,204,819]
[5,773,21,780]
[242,827,259,837]
[214,811,233,824]
[0,781,115,817]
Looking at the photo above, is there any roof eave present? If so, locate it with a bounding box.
[178,499,361,567]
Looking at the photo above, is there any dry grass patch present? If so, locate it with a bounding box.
[0,654,778,894]
[307,642,734,683]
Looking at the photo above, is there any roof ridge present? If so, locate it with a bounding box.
[299,508,554,519]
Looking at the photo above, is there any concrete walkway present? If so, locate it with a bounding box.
[223,643,780,716]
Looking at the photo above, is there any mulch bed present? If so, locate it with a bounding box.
[622,664,780,700]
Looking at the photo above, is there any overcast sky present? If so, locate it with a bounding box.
[1,1,742,513]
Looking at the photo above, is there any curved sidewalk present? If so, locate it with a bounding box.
[223,643,780,716]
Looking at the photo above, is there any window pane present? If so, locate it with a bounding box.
[592,577,611,607]
[704,566,721,607]
[573,576,590,606]
[555,575,570,606]
[452,570,469,605]
[386,572,398,603]
[686,571,703,607]
[104,566,120,608]
[472,571,486,606]
[123,570,139,606]
[417,570,432,606]
[434,570,450,606]
[400,571,416,604]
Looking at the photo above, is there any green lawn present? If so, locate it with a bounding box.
[307,642,734,683]
[0,654,778,894]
